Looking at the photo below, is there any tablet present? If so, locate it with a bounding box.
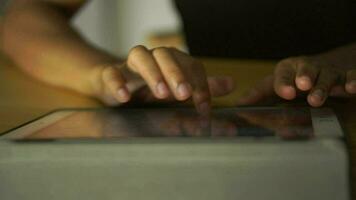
[0,107,349,200]
[1,107,344,140]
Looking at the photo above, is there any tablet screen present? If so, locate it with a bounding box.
[3,107,322,140]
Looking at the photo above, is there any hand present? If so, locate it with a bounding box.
[91,46,235,114]
[238,56,356,107]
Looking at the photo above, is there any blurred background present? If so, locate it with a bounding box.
[0,0,185,57]
[73,0,184,57]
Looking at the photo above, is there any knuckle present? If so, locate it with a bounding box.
[297,59,311,70]
[168,47,179,51]
[152,47,169,57]
[275,59,292,71]
[128,45,147,64]
[295,56,310,64]
[280,57,299,65]
[130,45,147,53]
[278,56,310,70]
[279,74,293,82]
[317,77,336,90]
[166,67,182,77]
[102,67,123,83]
[102,66,115,78]
[323,67,340,79]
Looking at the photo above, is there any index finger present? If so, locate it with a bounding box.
[152,47,193,101]
[171,49,211,116]
[274,60,297,100]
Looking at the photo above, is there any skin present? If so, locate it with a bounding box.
[2,0,355,111]
[1,0,235,116]
[238,51,356,107]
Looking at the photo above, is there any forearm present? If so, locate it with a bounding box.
[2,0,120,95]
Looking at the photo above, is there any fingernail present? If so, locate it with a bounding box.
[198,102,210,116]
[156,81,169,98]
[177,82,191,99]
[117,87,130,102]
[297,76,311,90]
[298,76,310,83]
[312,89,324,101]
[282,86,297,100]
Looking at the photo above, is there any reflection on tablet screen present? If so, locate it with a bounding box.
[21,108,313,140]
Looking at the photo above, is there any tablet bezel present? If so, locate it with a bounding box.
[0,107,344,140]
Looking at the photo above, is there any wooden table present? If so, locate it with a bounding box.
[1,53,355,198]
